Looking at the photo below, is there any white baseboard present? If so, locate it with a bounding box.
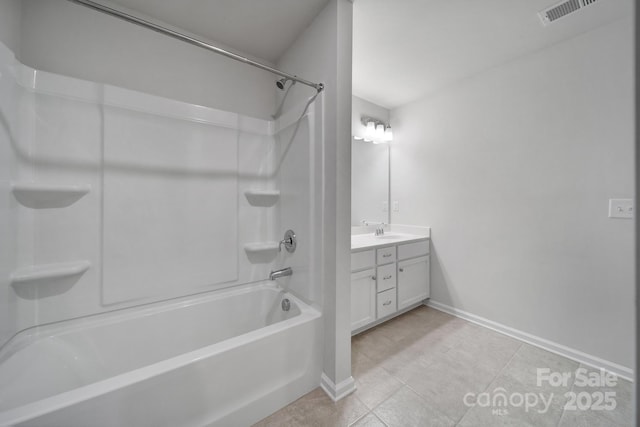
[320,373,356,402]
[426,300,634,382]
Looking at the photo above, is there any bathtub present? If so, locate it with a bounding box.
[0,283,322,426]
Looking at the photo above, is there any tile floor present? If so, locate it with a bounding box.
[254,306,633,427]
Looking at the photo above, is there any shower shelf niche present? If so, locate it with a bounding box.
[10,260,91,287]
[11,182,91,209]
[244,190,280,207]
[244,242,280,264]
[243,242,280,253]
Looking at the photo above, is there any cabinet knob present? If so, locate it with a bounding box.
[399,268,404,272]
[371,276,376,281]
[383,275,392,280]
[383,300,392,306]
[383,253,392,258]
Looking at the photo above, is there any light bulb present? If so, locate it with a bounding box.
[365,121,376,140]
[384,126,393,142]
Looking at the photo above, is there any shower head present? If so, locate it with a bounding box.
[272,79,297,119]
[276,77,291,90]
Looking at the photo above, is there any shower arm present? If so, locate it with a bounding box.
[68,0,325,93]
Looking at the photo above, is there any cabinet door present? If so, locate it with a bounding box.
[351,269,376,331]
[397,256,430,310]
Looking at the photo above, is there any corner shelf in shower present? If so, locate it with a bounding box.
[244,190,280,207]
[243,242,280,254]
[11,182,91,209]
[244,242,280,264]
[10,260,91,287]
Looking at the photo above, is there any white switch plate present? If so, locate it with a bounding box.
[608,199,633,219]
[393,201,399,212]
[382,201,388,212]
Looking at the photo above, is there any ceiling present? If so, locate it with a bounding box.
[98,0,630,110]
[353,0,632,109]
[106,0,330,63]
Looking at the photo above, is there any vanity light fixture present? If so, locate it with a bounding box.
[355,116,394,144]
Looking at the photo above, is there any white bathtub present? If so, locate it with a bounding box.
[0,283,322,426]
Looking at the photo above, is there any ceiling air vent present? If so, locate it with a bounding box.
[538,0,598,26]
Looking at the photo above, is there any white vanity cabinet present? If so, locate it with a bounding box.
[350,250,376,330]
[350,269,376,330]
[350,237,430,333]
[398,256,430,310]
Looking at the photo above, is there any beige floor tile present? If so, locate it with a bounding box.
[253,406,304,427]
[461,372,568,427]
[267,387,369,427]
[349,412,387,427]
[373,386,455,427]
[458,406,537,427]
[570,364,633,427]
[353,363,404,409]
[410,306,456,324]
[352,328,400,364]
[379,343,440,384]
[557,407,629,427]
[509,344,579,382]
[443,328,521,376]
[498,344,578,397]
[352,349,377,377]
[403,351,498,422]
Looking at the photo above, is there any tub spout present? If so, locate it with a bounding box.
[269,267,292,280]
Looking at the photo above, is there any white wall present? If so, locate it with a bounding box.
[19,0,275,119]
[277,0,355,397]
[351,96,390,226]
[391,18,634,369]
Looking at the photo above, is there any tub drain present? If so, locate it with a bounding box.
[281,298,291,311]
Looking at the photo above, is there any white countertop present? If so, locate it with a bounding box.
[351,232,429,251]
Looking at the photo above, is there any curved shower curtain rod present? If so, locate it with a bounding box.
[68,0,325,93]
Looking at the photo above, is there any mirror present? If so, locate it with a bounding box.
[351,96,390,226]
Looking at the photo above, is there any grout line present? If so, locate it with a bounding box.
[454,332,524,425]
[347,410,369,427]
[554,364,579,427]
[402,382,457,425]
[349,411,389,427]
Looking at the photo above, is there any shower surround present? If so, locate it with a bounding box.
[0,40,323,425]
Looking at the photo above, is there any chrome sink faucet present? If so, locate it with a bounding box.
[269,267,292,280]
[362,220,385,236]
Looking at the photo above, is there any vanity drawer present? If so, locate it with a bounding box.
[376,246,396,264]
[377,288,397,319]
[398,240,429,260]
[351,250,375,271]
[376,263,397,292]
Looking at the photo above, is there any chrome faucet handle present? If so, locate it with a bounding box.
[279,229,297,253]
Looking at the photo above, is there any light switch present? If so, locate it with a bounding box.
[608,199,633,219]
[393,201,399,212]
[382,201,388,212]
